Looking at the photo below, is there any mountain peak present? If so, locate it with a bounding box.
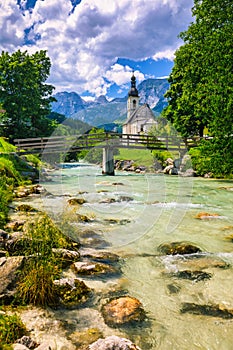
[96,95,108,104]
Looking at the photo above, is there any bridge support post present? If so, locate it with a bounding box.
[102,147,115,175]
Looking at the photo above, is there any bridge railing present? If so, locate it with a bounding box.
[14,132,199,154]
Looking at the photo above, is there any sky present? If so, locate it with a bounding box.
[0,0,194,100]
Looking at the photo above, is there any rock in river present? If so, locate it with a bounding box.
[181,302,233,319]
[158,241,202,255]
[101,296,146,326]
[72,261,119,276]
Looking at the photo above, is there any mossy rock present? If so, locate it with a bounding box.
[118,196,134,202]
[158,241,202,255]
[55,278,92,308]
[68,198,86,205]
[76,213,92,222]
[52,248,80,268]
[172,270,212,281]
[16,204,38,212]
[181,302,233,319]
[72,261,119,276]
[104,218,131,225]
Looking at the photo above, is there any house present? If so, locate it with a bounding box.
[122,73,157,134]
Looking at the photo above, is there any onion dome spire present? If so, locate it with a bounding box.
[128,70,139,97]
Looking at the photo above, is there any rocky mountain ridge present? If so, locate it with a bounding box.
[51,78,169,127]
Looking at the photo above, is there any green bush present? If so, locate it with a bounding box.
[0,156,22,183]
[152,150,174,167]
[189,138,233,178]
[0,175,13,229]
[0,138,16,153]
[22,154,42,168]
[0,312,26,348]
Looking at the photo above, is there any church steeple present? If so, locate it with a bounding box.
[128,71,139,97]
[127,71,139,119]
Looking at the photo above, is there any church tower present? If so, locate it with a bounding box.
[127,72,139,119]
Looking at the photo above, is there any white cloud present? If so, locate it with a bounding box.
[0,0,193,96]
[105,64,145,86]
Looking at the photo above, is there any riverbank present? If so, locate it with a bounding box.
[1,181,150,349]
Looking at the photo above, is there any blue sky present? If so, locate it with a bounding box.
[0,0,194,100]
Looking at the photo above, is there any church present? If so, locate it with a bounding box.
[122,73,157,134]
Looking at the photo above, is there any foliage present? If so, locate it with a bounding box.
[189,138,233,177]
[17,213,74,306]
[164,0,233,139]
[0,312,26,348]
[163,0,233,176]
[0,138,23,227]
[22,154,42,168]
[0,138,16,153]
[0,175,13,228]
[0,50,56,141]
[151,150,174,167]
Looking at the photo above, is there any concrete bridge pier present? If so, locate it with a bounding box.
[102,147,115,175]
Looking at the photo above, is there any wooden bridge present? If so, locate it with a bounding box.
[13,132,196,175]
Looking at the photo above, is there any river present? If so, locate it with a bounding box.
[27,163,233,349]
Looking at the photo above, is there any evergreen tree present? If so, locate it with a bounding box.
[0,50,56,141]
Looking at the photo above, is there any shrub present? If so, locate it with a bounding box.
[0,312,26,348]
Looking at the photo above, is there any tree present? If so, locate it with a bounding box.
[163,0,233,139]
[163,0,233,176]
[0,50,56,141]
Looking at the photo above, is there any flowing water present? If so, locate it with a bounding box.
[25,163,233,349]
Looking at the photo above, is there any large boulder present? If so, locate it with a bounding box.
[101,296,146,326]
[0,256,25,304]
[88,335,142,350]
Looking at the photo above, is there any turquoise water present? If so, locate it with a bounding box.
[30,164,233,349]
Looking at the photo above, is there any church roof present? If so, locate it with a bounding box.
[124,103,155,125]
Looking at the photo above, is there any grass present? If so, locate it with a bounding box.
[16,212,77,307]
[0,312,26,349]
[116,148,154,167]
